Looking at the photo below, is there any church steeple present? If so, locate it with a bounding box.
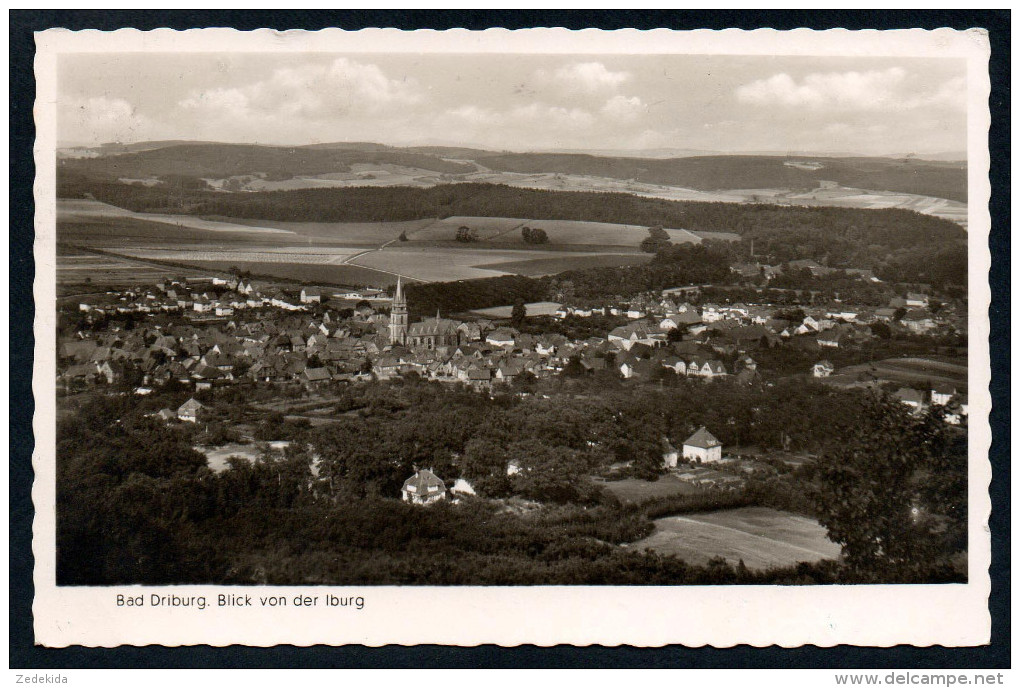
[389,277,408,345]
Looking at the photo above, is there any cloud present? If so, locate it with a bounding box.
[443,102,596,130]
[437,101,614,149]
[601,95,644,121]
[180,57,422,123]
[735,68,964,111]
[60,96,166,145]
[537,61,631,94]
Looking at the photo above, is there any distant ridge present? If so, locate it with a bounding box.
[57,140,967,204]
[60,139,967,164]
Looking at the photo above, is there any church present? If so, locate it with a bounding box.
[388,278,461,349]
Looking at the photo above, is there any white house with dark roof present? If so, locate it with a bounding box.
[177,398,205,423]
[300,288,323,304]
[931,384,956,406]
[682,426,722,463]
[401,468,447,505]
[893,387,925,412]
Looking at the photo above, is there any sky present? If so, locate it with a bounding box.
[57,53,967,156]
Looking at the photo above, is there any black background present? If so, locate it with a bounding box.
[9,9,1010,669]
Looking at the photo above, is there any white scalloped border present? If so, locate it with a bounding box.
[30,26,993,649]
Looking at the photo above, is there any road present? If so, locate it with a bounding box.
[336,237,430,284]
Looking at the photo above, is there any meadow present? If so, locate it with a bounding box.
[57,251,185,292]
[839,357,968,393]
[348,246,643,282]
[180,261,407,288]
[59,200,659,286]
[469,301,563,318]
[201,216,433,243]
[407,215,528,241]
[601,474,703,504]
[631,506,842,570]
[113,246,368,265]
[411,215,704,248]
[482,253,653,276]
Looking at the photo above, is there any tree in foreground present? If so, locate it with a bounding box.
[811,393,960,578]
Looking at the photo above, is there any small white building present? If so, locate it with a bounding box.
[662,437,680,469]
[301,288,323,304]
[893,388,925,412]
[682,427,723,464]
[906,292,929,308]
[401,468,447,505]
[931,384,956,406]
[812,360,835,378]
[450,478,476,496]
[177,398,205,423]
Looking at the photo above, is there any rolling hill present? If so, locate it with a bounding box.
[59,141,967,205]
[479,153,967,203]
[58,143,476,181]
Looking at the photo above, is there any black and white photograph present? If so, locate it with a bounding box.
[29,26,993,648]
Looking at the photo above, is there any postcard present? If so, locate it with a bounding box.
[32,26,991,647]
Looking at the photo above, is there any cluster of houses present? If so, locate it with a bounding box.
[729,258,881,283]
[893,384,969,424]
[61,278,739,392]
[400,426,728,506]
[60,272,962,397]
[75,276,389,319]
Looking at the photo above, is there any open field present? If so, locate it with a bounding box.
[112,245,369,265]
[630,506,841,570]
[179,260,406,288]
[60,199,661,285]
[839,356,968,393]
[482,253,653,276]
[59,199,296,235]
[488,218,702,247]
[410,215,703,248]
[348,246,639,282]
[199,216,432,243]
[61,199,426,246]
[407,216,528,242]
[203,163,456,192]
[469,301,563,318]
[463,170,749,203]
[57,252,184,287]
[194,442,291,473]
[349,248,518,281]
[778,186,969,227]
[600,474,704,504]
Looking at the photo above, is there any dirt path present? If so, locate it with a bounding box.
[339,237,432,283]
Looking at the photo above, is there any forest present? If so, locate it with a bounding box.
[57,376,966,586]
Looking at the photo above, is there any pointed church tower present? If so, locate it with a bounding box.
[389,277,408,345]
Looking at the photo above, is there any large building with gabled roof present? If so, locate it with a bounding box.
[682,426,723,463]
[401,468,447,505]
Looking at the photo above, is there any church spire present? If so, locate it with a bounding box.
[389,276,408,345]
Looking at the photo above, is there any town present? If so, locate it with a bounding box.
[69,253,983,590]
[59,263,969,427]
